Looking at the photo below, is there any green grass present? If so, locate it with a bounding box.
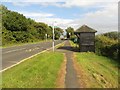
[70,40,78,48]
[2,51,64,88]
[75,52,118,88]
[2,39,52,48]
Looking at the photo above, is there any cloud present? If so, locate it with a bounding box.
[14,11,54,18]
[68,3,118,33]
[3,0,119,8]
[1,0,65,2]
[2,0,118,34]
[12,2,32,7]
[15,10,73,30]
[60,0,119,8]
[35,17,73,29]
[15,1,118,34]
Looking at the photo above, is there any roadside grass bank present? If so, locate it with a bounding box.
[70,40,78,48]
[74,52,118,88]
[55,41,65,49]
[2,51,64,88]
[70,40,119,88]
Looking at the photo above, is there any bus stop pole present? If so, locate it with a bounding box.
[53,23,55,52]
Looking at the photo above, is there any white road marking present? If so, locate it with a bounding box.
[25,47,39,52]
[1,41,65,72]
[3,48,26,54]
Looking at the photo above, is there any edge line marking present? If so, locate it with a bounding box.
[1,41,65,72]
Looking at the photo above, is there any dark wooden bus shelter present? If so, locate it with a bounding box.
[74,25,97,52]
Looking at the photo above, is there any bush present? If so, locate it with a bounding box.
[95,35,119,61]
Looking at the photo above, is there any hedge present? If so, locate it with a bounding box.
[95,35,119,61]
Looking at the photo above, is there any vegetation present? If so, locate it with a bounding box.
[2,5,63,46]
[75,52,118,88]
[54,27,64,40]
[102,31,120,40]
[70,31,119,88]
[95,31,119,60]
[65,27,74,39]
[69,40,79,51]
[2,51,64,88]
[2,39,52,48]
[70,31,119,60]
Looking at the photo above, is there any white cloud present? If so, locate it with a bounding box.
[1,0,65,2]
[3,0,119,8]
[68,3,118,33]
[16,2,118,34]
[2,0,118,34]
[14,11,54,18]
[12,2,32,7]
[60,0,119,8]
[15,11,73,30]
[35,17,73,29]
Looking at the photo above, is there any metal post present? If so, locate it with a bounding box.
[53,23,55,52]
[69,32,71,39]
[45,34,47,41]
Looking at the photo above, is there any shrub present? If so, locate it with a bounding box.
[95,35,119,61]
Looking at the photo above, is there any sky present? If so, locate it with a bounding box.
[1,0,119,34]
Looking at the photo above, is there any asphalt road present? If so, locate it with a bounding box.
[2,40,63,70]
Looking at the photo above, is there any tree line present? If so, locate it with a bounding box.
[1,5,63,46]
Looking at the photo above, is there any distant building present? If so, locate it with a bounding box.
[74,25,97,52]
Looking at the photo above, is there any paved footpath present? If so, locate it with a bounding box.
[57,40,80,88]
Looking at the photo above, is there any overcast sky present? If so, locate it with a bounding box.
[1,0,119,34]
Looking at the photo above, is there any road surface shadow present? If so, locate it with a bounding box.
[57,46,80,52]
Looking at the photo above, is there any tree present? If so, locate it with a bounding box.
[1,5,64,46]
[65,27,74,39]
[3,10,28,31]
[54,27,63,40]
[102,31,120,40]
[34,22,52,39]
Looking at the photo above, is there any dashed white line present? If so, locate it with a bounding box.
[3,48,26,54]
[1,41,65,72]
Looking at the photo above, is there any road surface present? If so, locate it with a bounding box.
[2,40,63,70]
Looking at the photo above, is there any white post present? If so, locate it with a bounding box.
[53,23,55,52]
[45,34,47,41]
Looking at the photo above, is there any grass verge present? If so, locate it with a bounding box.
[70,40,78,48]
[2,39,52,48]
[2,51,64,88]
[74,52,118,88]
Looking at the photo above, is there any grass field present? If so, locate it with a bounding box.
[2,51,64,88]
[75,52,118,88]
